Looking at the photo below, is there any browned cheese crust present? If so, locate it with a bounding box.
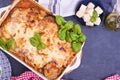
[0,0,76,79]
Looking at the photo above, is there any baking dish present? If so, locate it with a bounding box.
[0,0,85,80]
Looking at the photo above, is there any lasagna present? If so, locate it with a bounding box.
[0,0,82,79]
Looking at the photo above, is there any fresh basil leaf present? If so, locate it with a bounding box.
[64,21,74,30]
[70,32,79,41]
[90,16,97,23]
[34,33,41,42]
[30,37,39,47]
[55,15,65,26]
[58,28,67,41]
[73,24,81,34]
[72,41,82,52]
[93,10,98,18]
[90,10,98,23]
[60,25,65,29]
[0,37,7,50]
[37,42,46,50]
[6,38,15,50]
[79,33,86,42]
[65,31,72,43]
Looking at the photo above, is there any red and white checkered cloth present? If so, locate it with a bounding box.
[11,71,43,80]
[104,74,120,80]
[11,71,65,80]
[11,71,120,80]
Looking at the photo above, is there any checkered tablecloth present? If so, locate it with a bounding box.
[11,71,43,80]
[10,71,120,80]
[11,71,66,80]
[104,74,120,80]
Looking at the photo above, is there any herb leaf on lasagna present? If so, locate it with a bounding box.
[30,33,46,50]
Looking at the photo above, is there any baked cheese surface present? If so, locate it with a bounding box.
[0,4,76,78]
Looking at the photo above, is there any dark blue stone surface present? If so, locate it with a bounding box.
[0,0,119,80]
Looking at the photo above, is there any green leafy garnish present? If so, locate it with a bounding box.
[73,24,81,34]
[55,15,65,26]
[0,37,15,50]
[29,33,46,50]
[0,37,7,50]
[70,32,79,41]
[34,33,41,42]
[30,37,39,47]
[58,28,67,41]
[30,33,41,47]
[90,16,97,23]
[78,33,86,42]
[37,42,46,50]
[60,25,65,29]
[93,10,98,18]
[6,38,15,50]
[90,10,98,23]
[72,41,82,52]
[64,21,74,30]
[55,15,86,53]
[65,31,72,43]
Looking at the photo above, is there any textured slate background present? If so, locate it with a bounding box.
[1,0,120,80]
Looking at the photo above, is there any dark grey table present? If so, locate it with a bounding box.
[0,0,120,80]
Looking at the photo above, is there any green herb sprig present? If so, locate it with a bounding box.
[55,15,86,52]
[90,10,98,23]
[0,37,15,50]
[30,33,46,50]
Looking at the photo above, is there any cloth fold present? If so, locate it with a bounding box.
[0,0,117,17]
[38,0,80,17]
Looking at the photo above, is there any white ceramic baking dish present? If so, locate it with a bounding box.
[0,0,84,80]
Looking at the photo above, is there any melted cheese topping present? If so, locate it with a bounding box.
[0,7,75,73]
